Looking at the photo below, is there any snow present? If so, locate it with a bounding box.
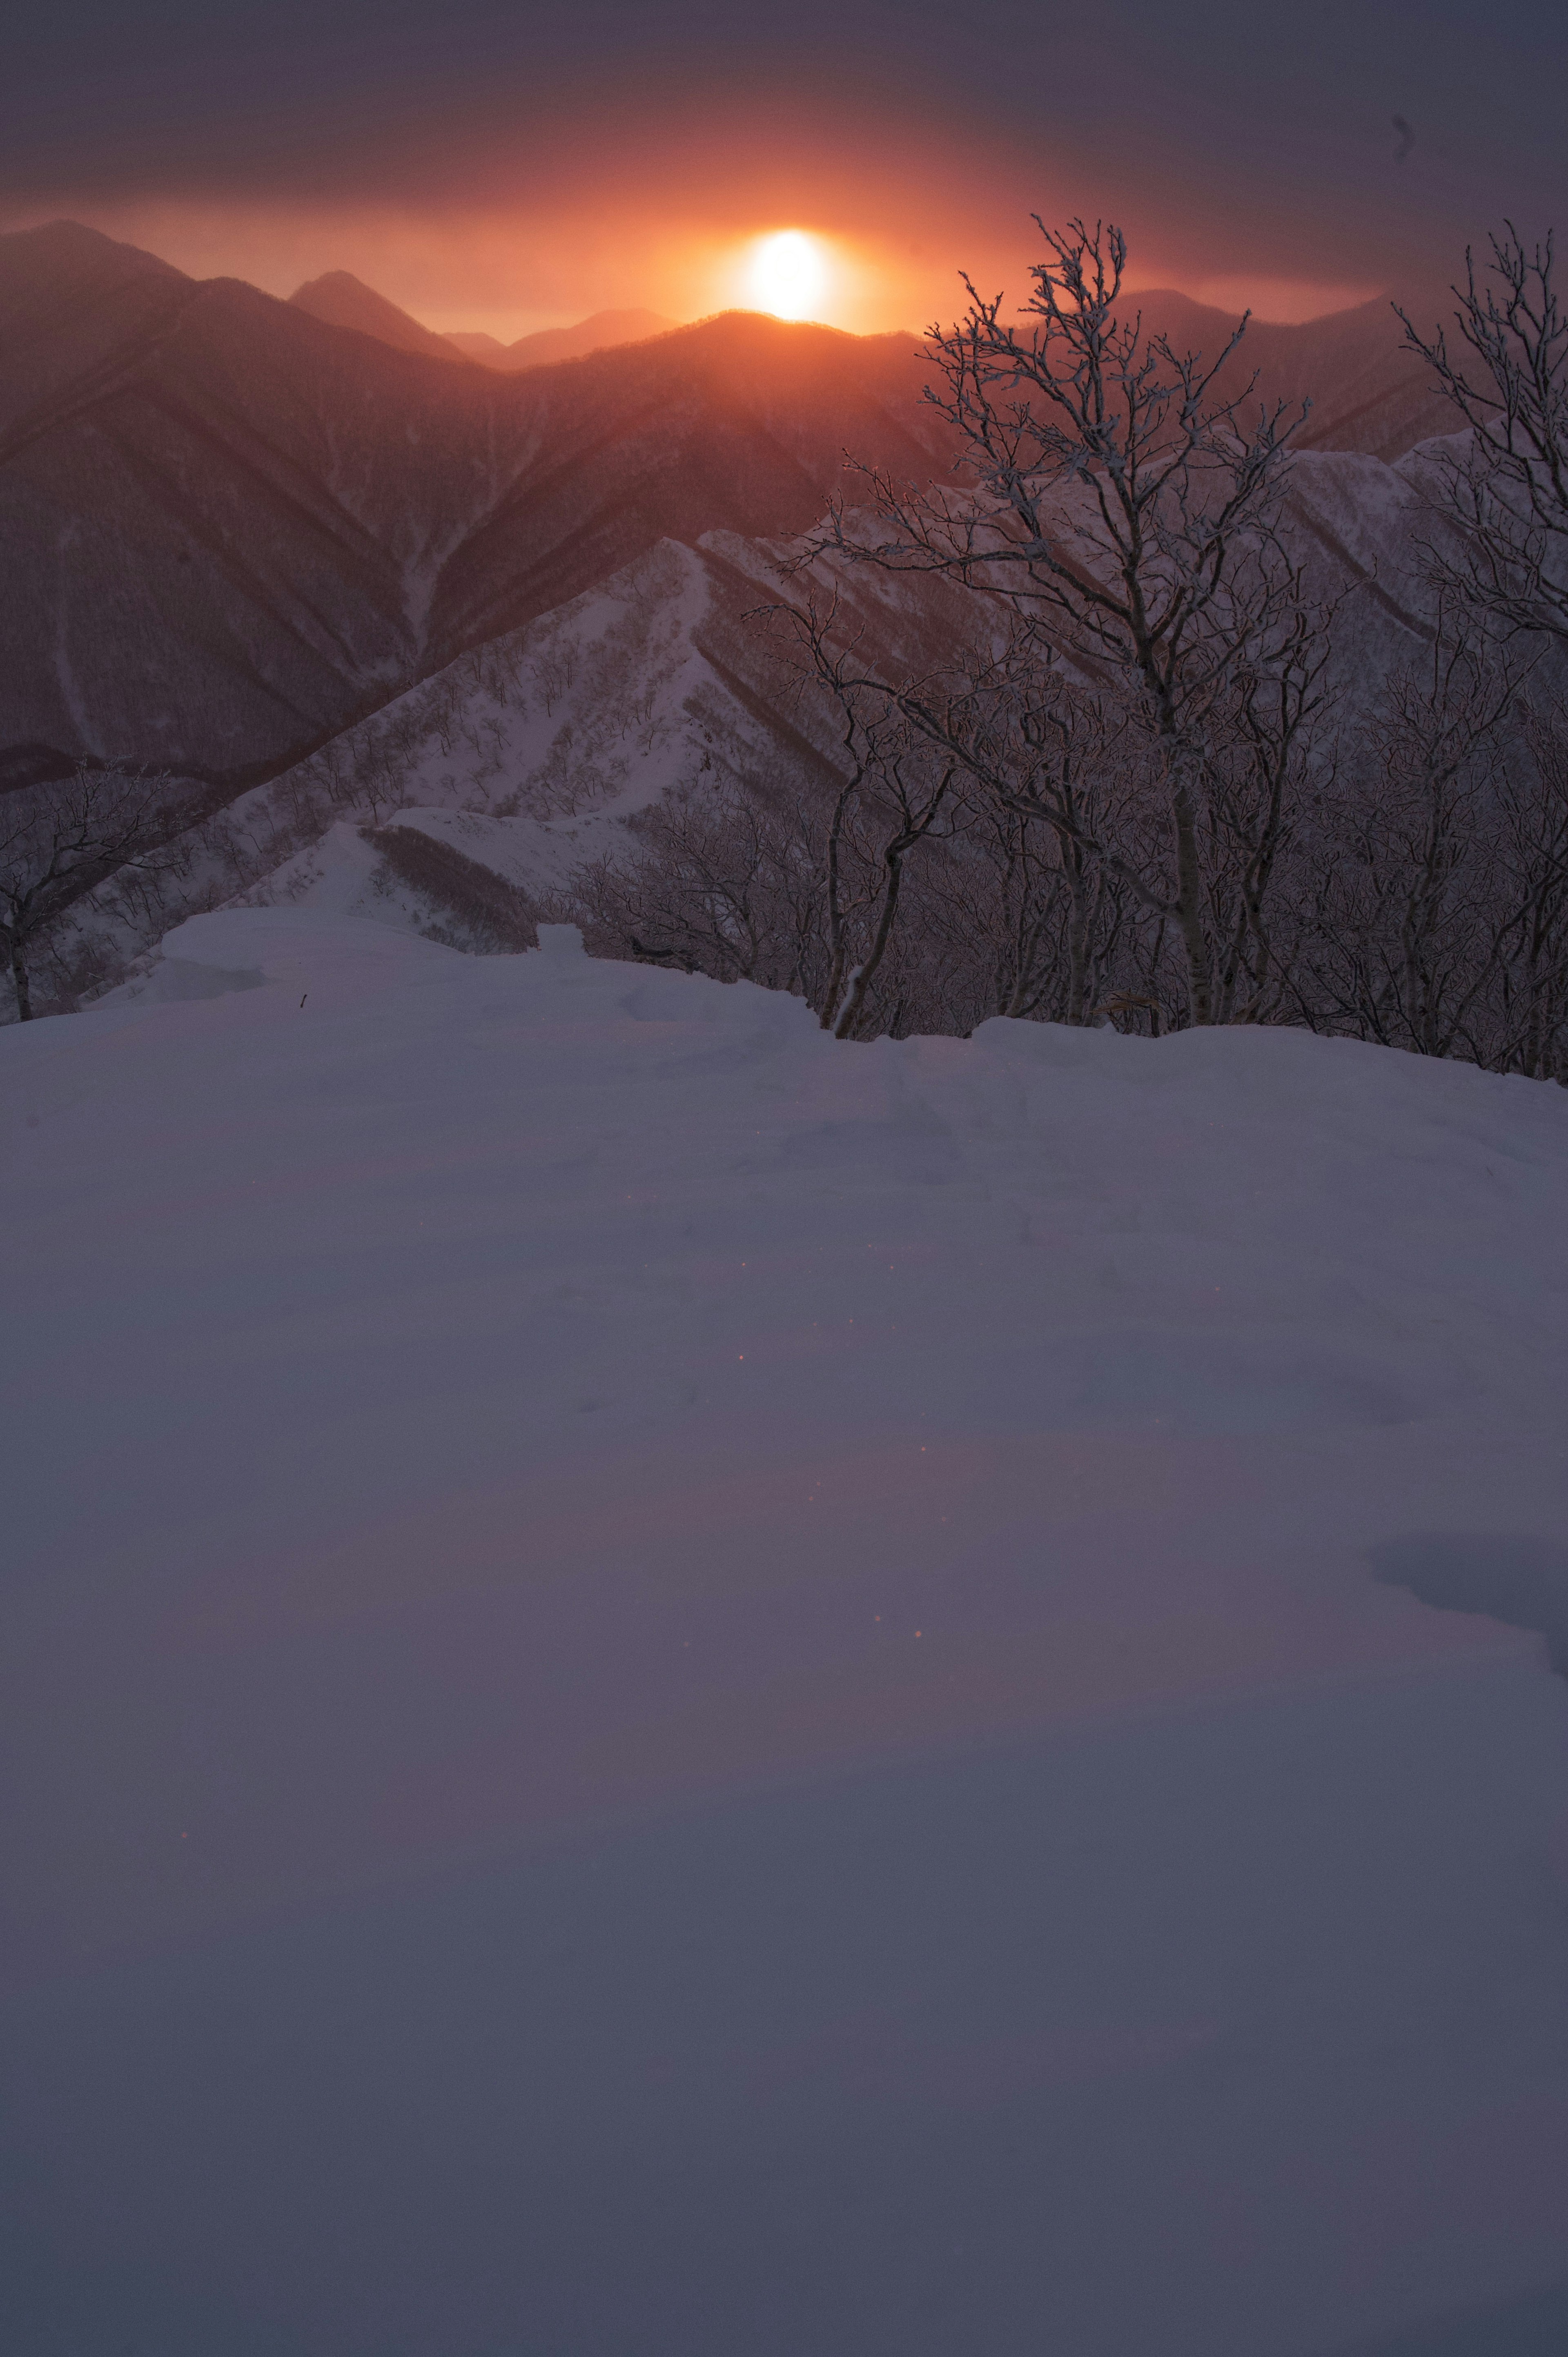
[256,536,757,889]
[44,471,1517,1021]
[4,908,1568,2356]
[252,807,570,936]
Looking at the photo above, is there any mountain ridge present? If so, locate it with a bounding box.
[0,231,953,788]
[0,221,1467,800]
[446,308,679,370]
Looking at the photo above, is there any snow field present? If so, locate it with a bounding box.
[3,906,1568,2356]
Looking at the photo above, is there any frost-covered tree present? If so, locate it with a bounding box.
[816,217,1306,1023]
[1402,228,1568,647]
[0,765,181,1020]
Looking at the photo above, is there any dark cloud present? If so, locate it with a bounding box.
[3,0,1564,318]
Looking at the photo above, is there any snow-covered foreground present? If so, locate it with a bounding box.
[4,910,1568,2357]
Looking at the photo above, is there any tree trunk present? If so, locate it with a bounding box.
[1165,741,1214,1025]
[10,942,32,1022]
[833,836,913,1040]
[818,778,859,1030]
[1062,840,1095,1025]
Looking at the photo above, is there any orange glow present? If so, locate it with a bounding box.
[9,193,1385,348]
[744,230,827,321]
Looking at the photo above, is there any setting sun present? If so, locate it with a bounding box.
[745,229,826,320]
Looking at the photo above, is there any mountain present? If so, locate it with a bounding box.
[443,330,510,360]
[445,308,678,370]
[34,424,1469,1016]
[0,224,951,789]
[1136,289,1454,461]
[0,221,1468,811]
[0,217,189,428]
[288,270,474,364]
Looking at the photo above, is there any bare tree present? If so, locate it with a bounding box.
[900,765,1147,1030]
[1401,228,1568,646]
[570,780,821,993]
[555,218,1568,1084]
[819,631,1151,1023]
[1290,634,1524,1060]
[1,765,185,1021]
[815,217,1305,1023]
[780,607,962,1038]
[1203,588,1340,1023]
[1486,699,1568,1079]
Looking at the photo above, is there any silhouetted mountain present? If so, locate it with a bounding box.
[288,271,473,365]
[445,309,678,370]
[1135,290,1453,460]
[0,227,951,786]
[0,223,1468,801]
[0,219,189,423]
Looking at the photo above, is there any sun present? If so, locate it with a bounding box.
[746,230,826,321]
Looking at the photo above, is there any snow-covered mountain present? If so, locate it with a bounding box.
[1,222,1461,805]
[0,222,952,789]
[8,227,1568,2354]
[32,417,1477,1017]
[4,251,1565,2304]
[1,217,1500,1029]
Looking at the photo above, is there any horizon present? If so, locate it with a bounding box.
[8,211,1419,343]
[6,1,1564,341]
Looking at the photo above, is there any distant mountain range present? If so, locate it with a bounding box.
[1,219,1459,804]
[284,263,1440,453]
[1127,288,1454,466]
[444,310,678,370]
[288,270,677,371]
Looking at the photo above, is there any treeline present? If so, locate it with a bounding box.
[568,629,1568,1078]
[568,221,1568,1082]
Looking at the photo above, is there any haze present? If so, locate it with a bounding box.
[5,0,1566,336]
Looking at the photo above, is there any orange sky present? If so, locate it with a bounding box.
[6,6,1559,339]
[21,194,1384,341]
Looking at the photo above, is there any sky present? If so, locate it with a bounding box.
[4,0,1567,337]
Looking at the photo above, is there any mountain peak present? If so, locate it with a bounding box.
[0,218,186,275]
[0,218,189,321]
[287,271,472,364]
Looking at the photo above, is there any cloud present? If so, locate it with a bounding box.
[5,0,1564,329]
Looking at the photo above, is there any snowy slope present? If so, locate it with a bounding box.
[260,534,766,892]
[4,909,1568,2356]
[45,441,1475,1018]
[34,537,789,1003]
